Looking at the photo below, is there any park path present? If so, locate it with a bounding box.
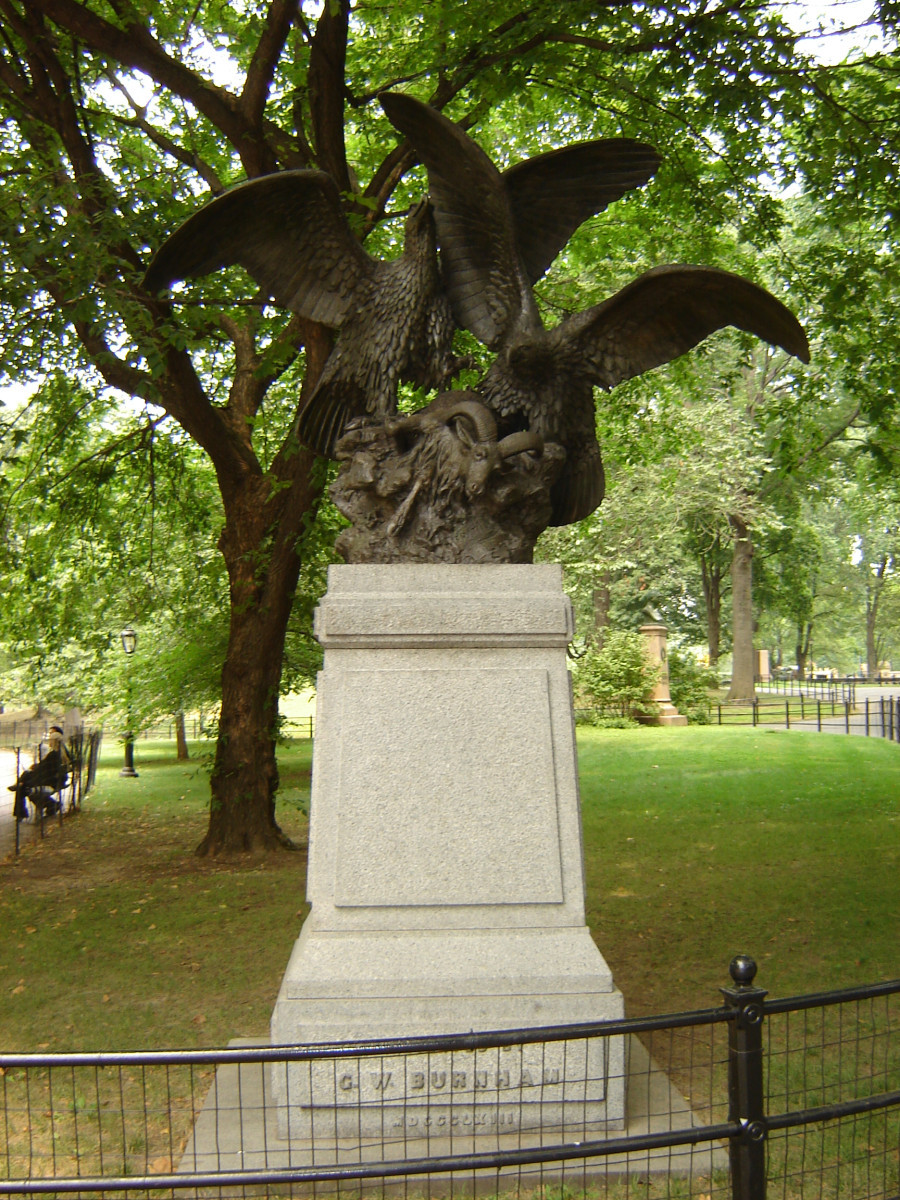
[758,684,900,739]
[0,748,52,860]
[0,748,26,860]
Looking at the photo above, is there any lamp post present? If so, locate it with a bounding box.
[120,625,138,778]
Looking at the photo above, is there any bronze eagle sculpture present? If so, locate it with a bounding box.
[381,92,810,525]
[143,126,660,459]
[143,171,457,458]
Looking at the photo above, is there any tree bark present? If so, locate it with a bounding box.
[175,710,189,761]
[196,439,322,856]
[795,622,813,678]
[699,542,724,667]
[591,576,611,648]
[865,558,888,678]
[727,514,756,700]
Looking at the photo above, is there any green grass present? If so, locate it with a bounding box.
[578,726,900,1016]
[0,740,313,1052]
[2,727,896,1051]
[0,728,897,1198]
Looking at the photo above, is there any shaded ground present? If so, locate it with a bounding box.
[0,752,311,1053]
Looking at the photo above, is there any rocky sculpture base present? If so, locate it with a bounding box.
[330,393,565,563]
[270,564,625,1143]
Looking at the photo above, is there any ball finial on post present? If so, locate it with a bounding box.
[729,954,758,987]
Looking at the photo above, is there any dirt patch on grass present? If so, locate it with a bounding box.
[1,805,309,895]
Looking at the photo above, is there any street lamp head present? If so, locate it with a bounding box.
[120,626,137,655]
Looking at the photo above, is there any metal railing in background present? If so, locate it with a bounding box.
[8,729,102,857]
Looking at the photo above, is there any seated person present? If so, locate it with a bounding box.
[7,726,70,820]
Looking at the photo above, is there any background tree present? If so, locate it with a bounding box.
[0,1,895,850]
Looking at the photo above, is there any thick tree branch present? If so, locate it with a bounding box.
[27,0,279,175]
[101,71,225,193]
[308,0,351,193]
[240,0,299,128]
[220,312,267,448]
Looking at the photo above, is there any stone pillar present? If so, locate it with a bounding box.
[638,623,688,727]
[270,564,624,1142]
[755,649,770,682]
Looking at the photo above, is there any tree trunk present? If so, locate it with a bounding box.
[175,710,189,761]
[865,559,887,677]
[866,595,879,677]
[795,621,813,678]
[591,575,611,648]
[700,548,723,667]
[196,450,321,856]
[727,514,756,700]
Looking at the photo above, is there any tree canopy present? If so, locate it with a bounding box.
[0,0,896,848]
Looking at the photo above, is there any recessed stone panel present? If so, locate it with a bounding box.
[334,667,563,907]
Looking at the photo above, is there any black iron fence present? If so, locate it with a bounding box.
[755,677,857,704]
[7,730,102,857]
[1,957,897,1198]
[578,693,900,739]
[283,716,315,740]
[715,694,900,739]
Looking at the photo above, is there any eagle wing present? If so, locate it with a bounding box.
[557,264,810,388]
[543,265,808,526]
[504,140,660,285]
[380,91,530,349]
[143,170,373,327]
[549,435,607,528]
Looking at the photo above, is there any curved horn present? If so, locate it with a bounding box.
[498,430,544,458]
[439,398,498,443]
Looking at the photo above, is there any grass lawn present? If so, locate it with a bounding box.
[0,728,897,1053]
[578,726,899,1016]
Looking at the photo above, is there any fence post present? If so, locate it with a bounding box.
[845,701,850,734]
[785,700,790,730]
[721,954,768,1200]
[865,698,870,737]
[817,700,822,732]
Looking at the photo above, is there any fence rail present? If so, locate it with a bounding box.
[6,729,102,857]
[755,677,858,704]
[1,957,897,1198]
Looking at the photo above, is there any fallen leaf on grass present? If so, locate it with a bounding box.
[25,926,36,935]
[11,984,24,995]
[150,1156,172,1174]
[192,1014,206,1026]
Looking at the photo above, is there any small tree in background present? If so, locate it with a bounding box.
[574,630,660,725]
[668,648,719,724]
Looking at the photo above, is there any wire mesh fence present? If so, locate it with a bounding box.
[2,730,102,859]
[0,962,897,1199]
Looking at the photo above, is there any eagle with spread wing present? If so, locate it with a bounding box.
[144,171,458,457]
[145,118,662,462]
[381,92,810,526]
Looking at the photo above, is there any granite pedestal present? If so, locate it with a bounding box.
[270,564,625,1143]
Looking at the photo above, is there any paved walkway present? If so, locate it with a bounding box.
[757,685,900,738]
[0,747,26,859]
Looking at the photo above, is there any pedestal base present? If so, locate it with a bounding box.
[271,565,625,1143]
[640,703,689,727]
[180,1037,727,1186]
[271,925,624,1140]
